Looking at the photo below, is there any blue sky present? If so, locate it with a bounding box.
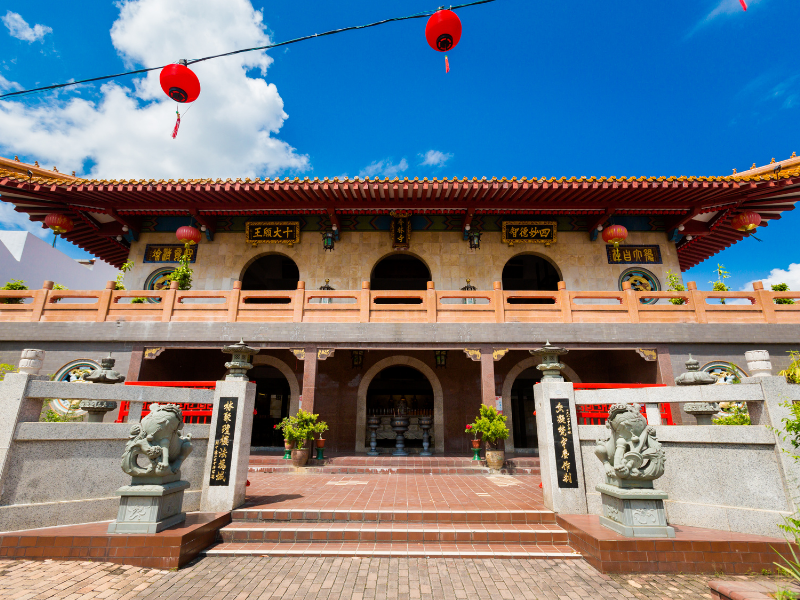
[1,0,798,291]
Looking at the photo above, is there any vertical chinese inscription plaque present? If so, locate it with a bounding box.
[550,398,579,488]
[209,397,238,486]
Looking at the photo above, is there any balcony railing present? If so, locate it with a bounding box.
[0,280,798,324]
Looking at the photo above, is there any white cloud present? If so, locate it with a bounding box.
[419,149,452,168]
[0,202,49,238]
[744,263,800,292]
[0,0,309,181]
[0,74,21,92]
[358,158,408,179]
[703,0,761,22]
[2,11,52,42]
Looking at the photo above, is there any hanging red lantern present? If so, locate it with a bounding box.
[425,9,462,73]
[159,64,201,103]
[176,225,201,246]
[44,213,74,235]
[602,224,628,248]
[731,211,761,232]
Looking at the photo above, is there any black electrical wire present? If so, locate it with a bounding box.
[0,0,496,100]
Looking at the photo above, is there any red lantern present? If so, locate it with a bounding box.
[176,225,201,246]
[44,213,74,235]
[159,64,201,104]
[602,224,628,248]
[426,10,462,72]
[731,211,761,232]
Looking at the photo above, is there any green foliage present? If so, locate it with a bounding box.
[39,399,83,423]
[166,251,193,290]
[710,263,731,304]
[0,279,28,304]
[115,260,134,291]
[712,403,750,425]
[468,404,510,448]
[779,352,800,385]
[773,283,796,305]
[130,297,147,304]
[0,364,16,381]
[274,410,328,449]
[666,269,686,305]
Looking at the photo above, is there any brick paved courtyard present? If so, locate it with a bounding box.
[0,556,789,599]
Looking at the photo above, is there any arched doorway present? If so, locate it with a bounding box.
[370,254,431,304]
[249,355,300,449]
[356,356,444,453]
[241,254,299,304]
[502,254,560,304]
[365,366,434,452]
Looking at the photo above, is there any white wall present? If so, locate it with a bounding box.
[0,231,118,290]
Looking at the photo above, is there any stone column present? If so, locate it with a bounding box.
[480,349,495,408]
[200,379,257,512]
[533,380,588,514]
[301,347,318,413]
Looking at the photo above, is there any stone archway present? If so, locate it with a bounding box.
[501,356,581,452]
[356,356,444,454]
[252,354,300,415]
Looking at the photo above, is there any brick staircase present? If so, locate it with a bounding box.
[248,455,541,476]
[206,506,579,558]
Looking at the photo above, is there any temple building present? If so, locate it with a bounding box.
[1,153,799,455]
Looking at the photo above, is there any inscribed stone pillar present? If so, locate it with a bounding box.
[533,380,588,514]
[301,347,318,413]
[200,379,256,512]
[480,350,495,408]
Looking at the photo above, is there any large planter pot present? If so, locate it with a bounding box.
[291,448,309,468]
[485,449,505,470]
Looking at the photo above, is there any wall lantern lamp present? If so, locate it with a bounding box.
[464,224,481,250]
[351,349,365,369]
[322,229,335,251]
[435,350,448,368]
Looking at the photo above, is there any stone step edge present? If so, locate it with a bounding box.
[233,509,555,520]
[202,546,582,559]
[247,467,540,474]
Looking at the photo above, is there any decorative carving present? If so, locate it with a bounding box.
[121,404,193,479]
[530,341,568,381]
[595,403,665,484]
[84,355,125,384]
[317,349,335,361]
[683,402,720,425]
[222,339,258,381]
[675,355,716,386]
[636,348,657,362]
[632,508,658,525]
[290,348,306,360]
[492,348,509,361]
[464,349,481,361]
[18,349,44,374]
[143,347,165,360]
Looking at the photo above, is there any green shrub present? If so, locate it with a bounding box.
[0,363,16,381]
[468,404,509,449]
[666,270,686,305]
[115,260,134,291]
[0,279,27,304]
[274,410,328,450]
[773,283,796,305]
[166,252,193,290]
[779,351,800,384]
[712,404,750,425]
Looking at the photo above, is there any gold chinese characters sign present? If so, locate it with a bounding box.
[550,398,579,489]
[209,397,238,486]
[606,245,662,265]
[501,221,557,246]
[390,211,411,249]
[143,244,197,263]
[245,221,300,247]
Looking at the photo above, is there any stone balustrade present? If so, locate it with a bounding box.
[0,279,798,324]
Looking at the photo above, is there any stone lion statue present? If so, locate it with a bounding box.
[122,403,193,478]
[594,403,665,483]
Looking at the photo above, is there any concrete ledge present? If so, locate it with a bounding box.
[14,422,210,441]
[575,385,764,406]
[709,579,800,600]
[579,424,775,444]
[24,380,215,403]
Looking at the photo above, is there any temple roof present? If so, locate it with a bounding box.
[1,154,798,270]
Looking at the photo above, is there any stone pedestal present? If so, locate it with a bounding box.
[79,400,118,423]
[596,483,675,538]
[108,479,190,534]
[683,402,719,425]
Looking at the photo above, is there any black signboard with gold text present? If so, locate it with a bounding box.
[501,221,557,246]
[551,398,579,488]
[245,222,300,247]
[390,211,411,249]
[209,397,238,486]
[606,245,662,265]
[143,244,198,263]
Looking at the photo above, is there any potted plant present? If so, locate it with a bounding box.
[313,421,329,460]
[274,419,293,459]
[469,404,510,469]
[275,409,326,467]
[465,423,481,461]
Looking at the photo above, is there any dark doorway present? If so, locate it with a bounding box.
[251,365,291,448]
[366,366,433,449]
[371,255,431,304]
[241,254,299,304]
[502,254,560,304]
[510,367,541,451]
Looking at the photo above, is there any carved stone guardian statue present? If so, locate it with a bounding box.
[108,403,194,534]
[594,403,675,538]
